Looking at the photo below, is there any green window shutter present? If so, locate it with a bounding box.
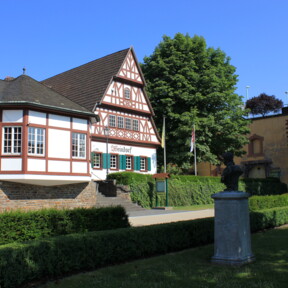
[120,155,126,170]
[90,152,95,168]
[103,153,111,169]
[147,157,151,171]
[134,156,140,171]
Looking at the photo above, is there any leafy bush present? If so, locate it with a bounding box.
[0,217,214,288]
[107,171,153,185]
[0,206,129,245]
[242,177,287,196]
[250,207,288,231]
[249,194,288,211]
[108,172,287,208]
[1,204,288,288]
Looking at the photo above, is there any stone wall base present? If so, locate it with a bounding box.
[0,181,97,212]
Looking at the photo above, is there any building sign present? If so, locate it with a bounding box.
[110,145,132,154]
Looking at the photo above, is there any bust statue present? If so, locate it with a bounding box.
[221,152,243,191]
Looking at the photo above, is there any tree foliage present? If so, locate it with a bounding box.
[141,33,250,166]
[246,93,283,117]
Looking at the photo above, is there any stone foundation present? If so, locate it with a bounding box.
[0,181,97,211]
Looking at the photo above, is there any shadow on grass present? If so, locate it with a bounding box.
[40,228,288,288]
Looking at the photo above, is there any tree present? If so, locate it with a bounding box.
[141,33,249,167]
[246,93,283,117]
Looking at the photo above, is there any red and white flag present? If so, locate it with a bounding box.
[190,128,195,152]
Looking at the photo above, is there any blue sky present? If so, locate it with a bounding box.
[1,0,288,105]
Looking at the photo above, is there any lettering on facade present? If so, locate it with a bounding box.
[111,145,132,154]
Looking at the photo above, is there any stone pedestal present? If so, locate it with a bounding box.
[211,191,255,265]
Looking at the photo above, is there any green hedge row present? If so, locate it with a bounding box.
[1,205,288,288]
[108,172,287,208]
[0,218,214,288]
[249,194,288,211]
[0,206,129,245]
[250,206,288,231]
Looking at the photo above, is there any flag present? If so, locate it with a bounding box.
[161,117,165,148]
[190,127,195,152]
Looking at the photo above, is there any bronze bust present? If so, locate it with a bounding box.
[221,152,243,191]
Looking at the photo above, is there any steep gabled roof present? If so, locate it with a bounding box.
[42,48,130,111]
[0,75,95,117]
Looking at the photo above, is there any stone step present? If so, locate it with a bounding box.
[95,192,146,213]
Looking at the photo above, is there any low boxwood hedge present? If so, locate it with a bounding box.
[0,206,129,245]
[249,194,288,211]
[1,206,288,288]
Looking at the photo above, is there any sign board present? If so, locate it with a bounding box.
[156,181,165,192]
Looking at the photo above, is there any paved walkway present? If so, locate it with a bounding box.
[128,209,214,226]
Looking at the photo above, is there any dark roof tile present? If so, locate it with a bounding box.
[0,75,95,117]
[42,48,130,111]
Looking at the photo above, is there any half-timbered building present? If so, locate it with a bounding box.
[43,47,160,180]
[0,48,160,210]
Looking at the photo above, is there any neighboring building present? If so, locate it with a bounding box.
[198,107,288,185]
[239,107,288,184]
[0,48,160,211]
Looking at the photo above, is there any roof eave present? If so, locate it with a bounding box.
[0,101,98,120]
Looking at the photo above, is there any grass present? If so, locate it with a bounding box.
[173,204,214,211]
[39,227,288,288]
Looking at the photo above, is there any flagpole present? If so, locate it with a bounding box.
[162,116,166,173]
[194,124,197,176]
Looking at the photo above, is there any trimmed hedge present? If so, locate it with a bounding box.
[0,206,129,245]
[1,205,288,288]
[249,194,288,211]
[107,171,153,185]
[108,172,287,208]
[250,206,288,231]
[0,218,214,288]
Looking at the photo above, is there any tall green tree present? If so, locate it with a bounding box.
[141,33,249,167]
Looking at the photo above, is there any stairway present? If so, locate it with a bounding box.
[95,192,147,213]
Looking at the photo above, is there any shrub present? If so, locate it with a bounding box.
[0,206,129,245]
[249,194,288,211]
[0,217,214,288]
[250,206,288,232]
[107,171,153,185]
[108,172,287,208]
[1,204,288,288]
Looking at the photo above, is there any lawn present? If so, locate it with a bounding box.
[39,227,288,288]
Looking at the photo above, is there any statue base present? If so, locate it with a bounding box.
[211,191,255,266]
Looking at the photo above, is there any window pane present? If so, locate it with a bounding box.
[72,133,86,158]
[124,88,130,99]
[3,126,22,154]
[140,157,146,170]
[118,116,124,128]
[133,119,139,131]
[125,118,131,130]
[109,115,116,127]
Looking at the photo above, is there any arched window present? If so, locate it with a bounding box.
[248,134,264,157]
[124,88,130,99]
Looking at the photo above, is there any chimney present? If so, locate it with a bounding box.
[4,76,14,81]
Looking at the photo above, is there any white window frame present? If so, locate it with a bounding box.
[110,154,118,170]
[28,127,45,156]
[133,119,139,131]
[3,126,22,155]
[93,153,101,169]
[126,156,133,170]
[109,115,116,127]
[140,157,146,171]
[117,116,124,129]
[124,88,131,99]
[125,118,131,130]
[72,133,86,159]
